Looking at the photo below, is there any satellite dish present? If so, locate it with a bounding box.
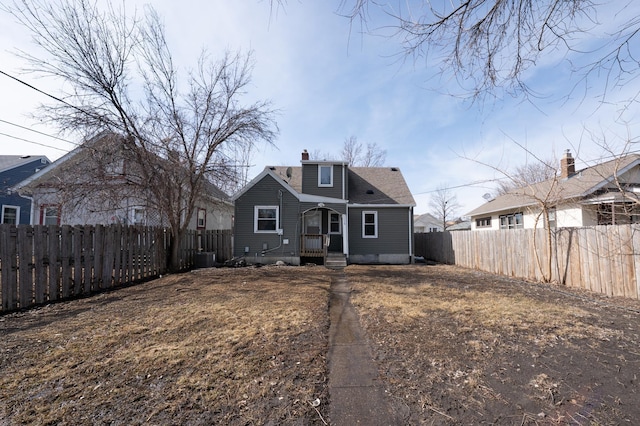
[286,167,292,179]
[482,193,493,201]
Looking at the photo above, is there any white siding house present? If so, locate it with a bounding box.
[468,151,640,230]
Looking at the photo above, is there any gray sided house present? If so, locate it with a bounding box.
[0,155,51,224]
[232,150,416,265]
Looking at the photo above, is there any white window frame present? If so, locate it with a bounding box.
[499,212,524,230]
[318,165,333,187]
[133,208,146,225]
[41,205,60,225]
[254,205,279,233]
[1,205,20,224]
[197,208,206,229]
[328,212,341,234]
[362,210,378,238]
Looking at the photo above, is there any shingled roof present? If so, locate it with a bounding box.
[270,165,415,205]
[467,153,640,216]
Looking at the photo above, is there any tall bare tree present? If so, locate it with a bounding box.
[495,158,557,195]
[6,0,277,270]
[429,185,461,230]
[311,136,386,166]
[341,136,386,166]
[337,1,640,103]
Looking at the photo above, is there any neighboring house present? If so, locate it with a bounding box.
[12,133,233,229]
[467,150,640,230]
[447,220,471,231]
[414,212,443,233]
[232,149,416,265]
[0,155,51,224]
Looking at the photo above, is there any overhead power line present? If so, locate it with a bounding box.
[0,118,76,145]
[0,131,68,152]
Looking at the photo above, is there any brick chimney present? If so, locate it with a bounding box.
[560,149,575,178]
[301,149,309,161]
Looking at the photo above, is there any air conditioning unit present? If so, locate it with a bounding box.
[195,252,216,268]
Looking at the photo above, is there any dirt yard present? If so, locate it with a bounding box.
[1,264,639,425]
[347,265,640,425]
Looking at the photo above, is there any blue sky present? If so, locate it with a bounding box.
[1,1,639,215]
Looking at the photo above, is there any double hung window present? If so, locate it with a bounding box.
[362,211,378,238]
[255,206,279,233]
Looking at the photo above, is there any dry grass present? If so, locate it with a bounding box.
[346,264,640,425]
[3,263,640,425]
[0,266,333,425]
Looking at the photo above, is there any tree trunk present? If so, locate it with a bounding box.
[166,228,182,272]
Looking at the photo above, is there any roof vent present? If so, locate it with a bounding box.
[20,155,31,159]
[269,166,276,170]
[391,167,398,171]
[366,189,374,194]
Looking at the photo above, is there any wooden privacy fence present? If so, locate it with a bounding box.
[0,224,166,312]
[0,225,233,313]
[415,225,640,300]
[179,229,233,269]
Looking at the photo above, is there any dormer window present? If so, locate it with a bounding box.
[318,165,333,187]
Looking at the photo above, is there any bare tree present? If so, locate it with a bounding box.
[342,136,386,166]
[429,185,461,230]
[334,1,640,103]
[464,144,563,282]
[311,136,386,165]
[7,0,277,270]
[495,158,557,195]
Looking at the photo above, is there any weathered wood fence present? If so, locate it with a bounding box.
[415,225,640,300]
[176,229,233,270]
[0,225,233,313]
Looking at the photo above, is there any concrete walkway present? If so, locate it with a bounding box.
[327,271,401,425]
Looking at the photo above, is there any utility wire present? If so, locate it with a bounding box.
[0,69,77,110]
[0,131,68,151]
[0,118,76,145]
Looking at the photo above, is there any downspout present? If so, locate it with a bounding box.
[24,195,35,225]
[408,207,413,263]
[343,206,349,257]
[342,164,345,200]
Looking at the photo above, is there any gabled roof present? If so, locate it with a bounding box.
[267,165,416,206]
[0,155,50,174]
[13,132,231,204]
[467,154,640,216]
[414,212,440,227]
[348,167,415,205]
[230,167,347,204]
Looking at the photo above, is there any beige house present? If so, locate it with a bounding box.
[13,133,233,230]
[467,151,640,230]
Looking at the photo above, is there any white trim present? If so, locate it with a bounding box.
[408,208,413,259]
[349,203,415,208]
[328,211,342,234]
[362,210,378,238]
[1,204,20,224]
[254,205,279,233]
[342,211,349,256]
[318,165,333,187]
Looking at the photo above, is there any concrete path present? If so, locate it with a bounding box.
[327,271,401,425]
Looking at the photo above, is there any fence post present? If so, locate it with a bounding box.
[1,225,18,311]
[18,226,33,308]
[34,225,48,303]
